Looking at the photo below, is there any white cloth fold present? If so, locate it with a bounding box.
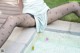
[23,0,50,32]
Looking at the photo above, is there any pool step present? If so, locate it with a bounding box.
[0,20,80,53]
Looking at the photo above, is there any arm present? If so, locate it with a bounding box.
[18,0,23,11]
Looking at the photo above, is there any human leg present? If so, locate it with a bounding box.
[47,2,80,24]
[0,16,20,48]
[0,19,6,27]
[1,2,80,48]
[0,14,35,48]
[17,14,36,27]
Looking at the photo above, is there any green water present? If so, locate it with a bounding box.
[23,31,80,53]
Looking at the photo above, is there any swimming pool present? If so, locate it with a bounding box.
[22,29,80,53]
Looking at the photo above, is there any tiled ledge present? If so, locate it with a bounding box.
[1,27,36,53]
[1,20,80,53]
[70,22,80,33]
[47,20,80,33]
[47,20,71,31]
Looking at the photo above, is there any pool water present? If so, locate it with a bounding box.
[22,30,80,53]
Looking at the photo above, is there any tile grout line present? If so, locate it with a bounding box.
[68,22,72,33]
[21,31,36,53]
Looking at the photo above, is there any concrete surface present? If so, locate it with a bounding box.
[0,20,80,53]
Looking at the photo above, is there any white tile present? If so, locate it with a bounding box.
[47,20,71,31]
[70,22,80,33]
[15,27,36,44]
[1,40,25,53]
[8,27,24,41]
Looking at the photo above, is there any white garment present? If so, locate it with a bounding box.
[23,0,50,32]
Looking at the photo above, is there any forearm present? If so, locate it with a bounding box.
[18,0,23,11]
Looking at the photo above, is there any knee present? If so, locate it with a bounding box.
[69,2,79,7]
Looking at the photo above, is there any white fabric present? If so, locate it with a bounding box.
[22,0,50,32]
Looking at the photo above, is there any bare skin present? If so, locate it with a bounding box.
[0,1,80,48]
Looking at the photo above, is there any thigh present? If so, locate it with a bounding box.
[17,14,36,27]
[47,7,64,24]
